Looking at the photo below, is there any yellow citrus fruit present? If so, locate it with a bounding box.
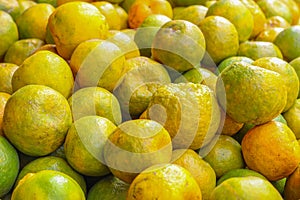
[206,0,254,42]
[12,170,85,200]
[152,20,206,73]
[199,68,218,92]
[172,149,216,200]
[211,176,282,199]
[173,5,208,26]
[284,163,300,200]
[48,1,109,60]
[114,4,128,30]
[144,82,221,150]
[3,85,72,156]
[127,164,202,200]
[274,25,300,62]
[264,16,291,29]
[241,121,300,181]
[114,56,171,120]
[0,92,10,136]
[0,0,20,20]
[87,175,129,200]
[121,28,136,40]
[257,0,293,24]
[253,57,299,112]
[34,44,58,54]
[283,99,300,139]
[289,57,300,98]
[239,0,267,38]
[15,156,86,194]
[16,3,55,40]
[237,41,283,60]
[68,86,122,125]
[216,61,287,125]
[203,135,245,178]
[217,56,254,73]
[0,63,18,94]
[0,11,18,61]
[73,40,128,92]
[255,27,284,42]
[0,136,19,197]
[57,0,92,6]
[64,116,117,177]
[92,1,121,30]
[198,16,239,64]
[134,14,171,57]
[4,38,44,66]
[281,0,300,25]
[12,50,74,98]
[107,30,140,59]
[69,39,102,76]
[128,0,173,29]
[103,119,172,183]
[174,67,203,84]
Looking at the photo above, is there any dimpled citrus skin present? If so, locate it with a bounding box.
[144,82,221,150]
[198,16,239,64]
[241,121,300,181]
[0,63,18,94]
[48,1,109,59]
[152,20,206,73]
[206,0,254,42]
[126,164,202,200]
[64,116,117,177]
[103,119,172,183]
[210,176,282,200]
[253,57,299,112]
[0,10,18,60]
[3,85,72,157]
[15,156,87,194]
[284,164,300,200]
[12,50,74,98]
[0,136,19,197]
[11,170,85,200]
[216,62,287,125]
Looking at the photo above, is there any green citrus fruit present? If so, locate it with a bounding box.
[0,136,19,197]
[216,61,287,125]
[274,25,300,62]
[238,41,283,60]
[217,168,267,185]
[253,57,299,112]
[12,50,74,98]
[211,176,282,199]
[206,0,254,42]
[199,16,239,64]
[64,116,117,177]
[87,175,129,200]
[217,56,253,73]
[3,85,72,156]
[289,57,300,98]
[4,38,44,66]
[144,82,221,150]
[203,135,245,178]
[152,19,206,73]
[173,5,208,26]
[12,170,85,200]
[15,156,86,194]
[113,56,171,120]
[68,87,122,125]
[0,10,18,60]
[283,99,300,139]
[103,119,172,183]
